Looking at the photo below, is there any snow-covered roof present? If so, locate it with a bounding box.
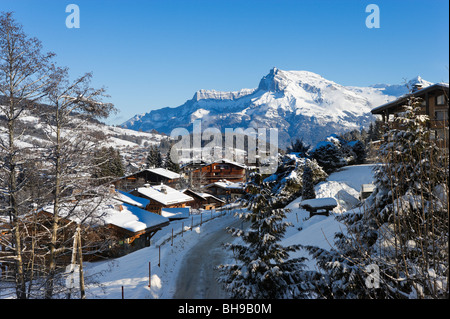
[40,196,169,234]
[210,159,246,169]
[103,203,169,233]
[161,207,190,220]
[371,82,449,114]
[112,167,180,184]
[361,184,376,193]
[134,184,194,206]
[147,168,181,180]
[204,179,245,190]
[183,189,225,203]
[114,190,147,207]
[300,197,338,208]
[197,192,225,203]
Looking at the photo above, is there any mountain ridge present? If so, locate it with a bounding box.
[121,68,433,148]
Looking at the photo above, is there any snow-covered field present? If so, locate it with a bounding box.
[81,164,377,299]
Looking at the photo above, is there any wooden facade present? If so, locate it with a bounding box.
[192,160,246,186]
[203,180,246,202]
[371,83,449,149]
[182,189,225,210]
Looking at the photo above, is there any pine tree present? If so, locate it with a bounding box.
[92,147,124,182]
[217,183,313,299]
[306,96,449,299]
[146,145,162,168]
[310,142,344,174]
[287,138,310,157]
[350,140,366,164]
[163,149,180,173]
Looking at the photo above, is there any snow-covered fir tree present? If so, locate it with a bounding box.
[306,96,449,299]
[163,149,180,173]
[310,140,345,174]
[258,154,327,207]
[146,144,163,168]
[301,162,316,200]
[217,183,314,299]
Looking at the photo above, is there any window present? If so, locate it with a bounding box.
[435,110,448,121]
[436,94,446,106]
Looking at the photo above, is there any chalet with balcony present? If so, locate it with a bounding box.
[371,83,449,148]
[182,189,225,210]
[203,179,246,202]
[191,159,246,186]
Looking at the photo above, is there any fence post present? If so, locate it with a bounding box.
[148,262,151,288]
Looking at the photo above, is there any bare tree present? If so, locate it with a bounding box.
[0,11,55,299]
[40,67,116,298]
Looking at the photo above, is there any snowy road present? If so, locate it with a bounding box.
[173,217,243,299]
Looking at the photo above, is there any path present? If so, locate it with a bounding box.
[173,217,243,299]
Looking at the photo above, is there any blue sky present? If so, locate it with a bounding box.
[1,0,448,125]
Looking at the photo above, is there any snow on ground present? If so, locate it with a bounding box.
[83,209,241,299]
[281,164,378,270]
[82,164,377,299]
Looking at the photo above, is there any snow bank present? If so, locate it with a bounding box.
[281,164,377,270]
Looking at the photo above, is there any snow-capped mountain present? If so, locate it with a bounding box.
[121,68,432,148]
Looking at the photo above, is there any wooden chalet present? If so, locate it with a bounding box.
[112,168,181,191]
[129,184,193,216]
[0,194,170,279]
[182,189,225,210]
[202,179,246,202]
[192,159,246,186]
[371,83,449,148]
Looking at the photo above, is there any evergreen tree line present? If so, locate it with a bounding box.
[286,120,384,174]
[145,143,180,173]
